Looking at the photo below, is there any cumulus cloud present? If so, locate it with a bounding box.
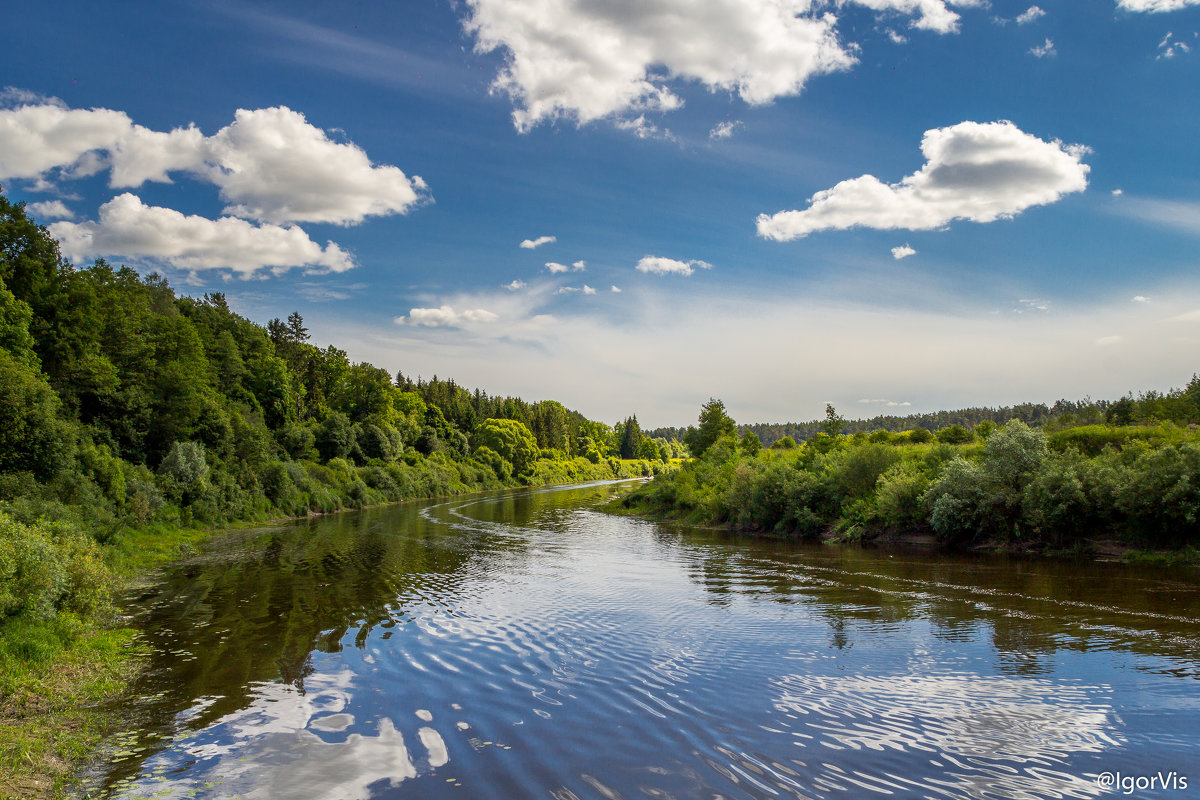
[505,279,526,291]
[463,0,976,131]
[611,285,623,293]
[635,256,713,276]
[1016,5,1046,23]
[891,244,917,259]
[1030,38,1057,57]
[757,120,1090,240]
[1118,0,1200,12]
[572,260,587,270]
[396,306,500,327]
[1132,295,1149,302]
[544,261,569,274]
[1112,188,1124,196]
[49,193,353,276]
[201,107,427,225]
[0,99,428,226]
[520,235,556,249]
[0,101,130,180]
[709,120,743,140]
[26,200,74,219]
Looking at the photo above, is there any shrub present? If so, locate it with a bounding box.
[936,424,974,444]
[0,511,111,620]
[925,458,993,544]
[872,461,929,528]
[1117,443,1200,545]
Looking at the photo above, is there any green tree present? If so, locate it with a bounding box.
[619,414,642,459]
[474,418,539,477]
[684,398,736,458]
[0,275,37,368]
[822,404,846,437]
[1106,396,1135,426]
[0,348,70,477]
[739,431,762,456]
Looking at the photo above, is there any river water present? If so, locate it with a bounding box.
[90,480,1200,799]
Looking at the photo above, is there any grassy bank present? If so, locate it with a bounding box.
[0,460,661,800]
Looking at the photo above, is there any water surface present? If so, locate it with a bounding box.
[92,481,1200,799]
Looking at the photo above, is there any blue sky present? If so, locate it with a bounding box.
[2,0,1198,426]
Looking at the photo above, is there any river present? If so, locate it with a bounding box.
[88,480,1200,799]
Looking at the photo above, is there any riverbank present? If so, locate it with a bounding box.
[606,494,1200,569]
[614,419,1200,564]
[0,468,656,800]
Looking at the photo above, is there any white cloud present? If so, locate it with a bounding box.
[1116,197,1200,235]
[200,107,427,225]
[1118,0,1200,12]
[611,285,622,293]
[757,120,1090,240]
[1030,37,1057,57]
[49,193,353,276]
[520,235,556,249]
[556,284,597,295]
[635,256,713,276]
[858,398,913,406]
[543,260,584,274]
[1157,31,1192,58]
[709,120,743,140]
[464,0,975,131]
[583,284,597,295]
[0,101,130,180]
[614,115,674,141]
[1016,298,1050,313]
[1112,188,1124,196]
[108,123,207,187]
[891,244,917,259]
[25,200,74,219]
[887,29,909,43]
[1132,295,1149,302]
[396,305,500,327]
[1016,6,1046,23]
[0,99,428,226]
[850,0,974,33]
[505,280,526,291]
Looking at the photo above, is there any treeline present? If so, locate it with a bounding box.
[0,190,679,629]
[647,394,1200,447]
[625,397,1200,551]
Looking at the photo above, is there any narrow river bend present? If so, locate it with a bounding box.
[92,480,1200,799]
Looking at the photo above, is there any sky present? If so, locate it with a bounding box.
[1,0,1198,427]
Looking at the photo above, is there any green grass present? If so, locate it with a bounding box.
[1120,545,1200,567]
[0,614,147,800]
